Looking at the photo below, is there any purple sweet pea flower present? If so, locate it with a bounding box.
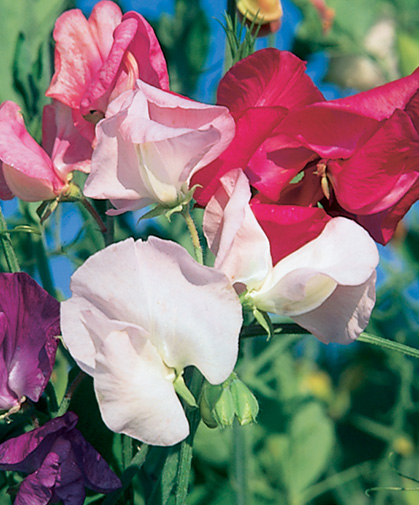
[0,412,121,505]
[0,272,59,412]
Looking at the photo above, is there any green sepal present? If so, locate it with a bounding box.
[174,375,198,408]
[137,184,202,223]
[230,377,259,426]
[252,307,274,340]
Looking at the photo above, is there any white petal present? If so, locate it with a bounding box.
[292,272,377,344]
[250,217,379,316]
[61,237,242,385]
[203,168,272,288]
[136,237,242,384]
[92,323,189,446]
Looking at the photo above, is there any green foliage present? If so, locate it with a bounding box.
[153,0,210,98]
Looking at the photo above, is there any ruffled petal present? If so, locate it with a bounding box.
[292,273,376,344]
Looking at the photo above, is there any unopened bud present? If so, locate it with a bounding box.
[200,374,259,428]
[230,378,259,425]
[237,0,283,37]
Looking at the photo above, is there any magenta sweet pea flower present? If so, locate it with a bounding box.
[0,100,91,202]
[192,48,324,205]
[0,412,121,505]
[0,273,59,412]
[46,0,169,143]
[195,48,419,243]
[83,80,235,215]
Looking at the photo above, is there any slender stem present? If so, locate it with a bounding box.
[102,444,150,505]
[358,332,419,360]
[233,420,248,505]
[241,322,419,360]
[79,196,107,234]
[0,205,20,273]
[33,233,57,297]
[181,206,203,265]
[104,201,115,247]
[175,370,204,505]
[227,0,236,19]
[57,371,86,417]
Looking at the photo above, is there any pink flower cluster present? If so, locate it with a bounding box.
[0,0,418,459]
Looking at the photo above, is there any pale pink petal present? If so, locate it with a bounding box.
[84,315,189,446]
[203,168,271,288]
[61,238,143,375]
[251,217,379,316]
[61,237,242,385]
[292,273,376,344]
[141,237,241,384]
[84,84,235,211]
[83,113,153,206]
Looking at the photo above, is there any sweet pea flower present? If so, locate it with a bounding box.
[192,48,324,205]
[0,412,121,505]
[0,100,91,202]
[277,67,419,243]
[194,48,419,243]
[60,237,242,445]
[83,80,235,215]
[46,0,169,142]
[204,169,379,344]
[0,273,59,413]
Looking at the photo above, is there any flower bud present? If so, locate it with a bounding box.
[230,377,259,425]
[200,381,235,428]
[236,0,283,37]
[200,374,259,428]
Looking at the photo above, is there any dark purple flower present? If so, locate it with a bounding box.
[0,412,121,505]
[0,272,59,412]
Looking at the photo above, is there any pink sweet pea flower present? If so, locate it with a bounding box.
[204,169,379,344]
[46,0,169,143]
[0,412,121,505]
[61,237,242,446]
[0,273,59,412]
[83,80,235,215]
[0,100,91,202]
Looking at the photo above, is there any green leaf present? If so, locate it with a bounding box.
[281,402,335,501]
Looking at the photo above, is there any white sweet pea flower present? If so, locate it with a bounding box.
[203,168,379,344]
[60,237,242,446]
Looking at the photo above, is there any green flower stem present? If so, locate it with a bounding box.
[79,196,107,234]
[56,371,86,417]
[357,332,419,359]
[233,420,248,505]
[33,233,57,298]
[175,369,204,505]
[0,205,20,273]
[102,444,150,505]
[181,206,203,265]
[227,0,236,20]
[241,322,419,360]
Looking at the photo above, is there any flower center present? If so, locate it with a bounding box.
[314,159,331,200]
